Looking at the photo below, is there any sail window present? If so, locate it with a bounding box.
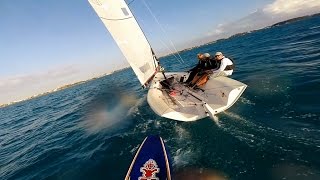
[139,63,151,73]
[121,8,129,16]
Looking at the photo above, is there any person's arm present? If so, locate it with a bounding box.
[213,59,227,72]
[209,59,217,69]
[188,61,200,72]
[219,59,227,71]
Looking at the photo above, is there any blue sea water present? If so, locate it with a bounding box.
[1,15,320,180]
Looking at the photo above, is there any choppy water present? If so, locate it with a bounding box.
[1,15,320,180]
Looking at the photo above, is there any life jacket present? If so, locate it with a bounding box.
[195,73,210,87]
[208,58,218,69]
[201,59,213,70]
[224,57,235,71]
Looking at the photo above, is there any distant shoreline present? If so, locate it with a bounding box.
[0,78,88,108]
[161,12,320,58]
[2,13,319,109]
[0,67,135,108]
[271,13,320,27]
[0,72,110,108]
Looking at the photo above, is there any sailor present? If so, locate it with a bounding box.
[188,52,235,88]
[203,52,218,69]
[185,53,215,84]
[210,51,234,76]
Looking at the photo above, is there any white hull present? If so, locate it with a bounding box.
[147,72,247,121]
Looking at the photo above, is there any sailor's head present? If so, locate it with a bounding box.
[198,53,210,61]
[203,53,210,59]
[197,53,205,60]
[215,52,224,60]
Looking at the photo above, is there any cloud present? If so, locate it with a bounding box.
[0,65,76,89]
[204,0,320,42]
[264,0,320,15]
[0,63,111,105]
[207,29,223,36]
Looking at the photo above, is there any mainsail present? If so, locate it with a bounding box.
[88,0,158,86]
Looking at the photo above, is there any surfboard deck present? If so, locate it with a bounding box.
[125,135,172,180]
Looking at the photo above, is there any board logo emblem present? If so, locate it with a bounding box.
[139,159,160,180]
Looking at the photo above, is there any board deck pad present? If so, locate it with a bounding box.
[125,136,171,180]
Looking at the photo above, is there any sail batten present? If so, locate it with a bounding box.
[88,0,158,85]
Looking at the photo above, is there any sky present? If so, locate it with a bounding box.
[1,0,319,104]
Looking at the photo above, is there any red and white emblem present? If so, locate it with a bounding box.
[139,159,160,180]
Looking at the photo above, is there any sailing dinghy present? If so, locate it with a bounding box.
[88,0,247,122]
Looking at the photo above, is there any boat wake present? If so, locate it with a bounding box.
[171,125,197,168]
[80,93,142,134]
[216,110,320,162]
[211,115,221,127]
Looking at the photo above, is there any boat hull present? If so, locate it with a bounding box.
[147,72,247,121]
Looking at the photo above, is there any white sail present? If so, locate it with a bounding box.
[88,0,158,86]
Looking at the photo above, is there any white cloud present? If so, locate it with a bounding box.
[264,0,320,15]
[207,28,223,36]
[214,29,223,34]
[203,0,320,43]
[0,63,113,105]
[0,65,77,104]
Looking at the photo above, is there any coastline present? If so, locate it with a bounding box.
[2,13,319,109]
[160,12,320,58]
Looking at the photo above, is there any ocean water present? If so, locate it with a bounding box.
[1,15,320,180]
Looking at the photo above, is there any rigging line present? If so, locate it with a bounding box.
[156,82,201,105]
[127,0,136,5]
[157,38,183,64]
[123,0,160,80]
[141,0,185,64]
[132,12,183,64]
[154,78,203,105]
[161,88,200,105]
[100,16,133,21]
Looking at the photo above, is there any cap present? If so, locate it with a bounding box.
[197,53,204,60]
[203,53,210,58]
[215,52,223,56]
